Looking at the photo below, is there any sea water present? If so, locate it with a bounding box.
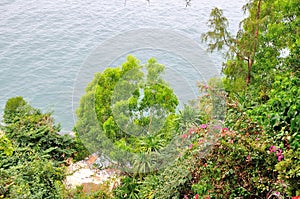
[0,0,245,131]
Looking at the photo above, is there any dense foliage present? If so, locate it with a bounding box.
[1,0,299,198]
[110,0,300,198]
[75,55,182,174]
[0,97,88,198]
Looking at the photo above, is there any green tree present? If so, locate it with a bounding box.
[75,55,179,174]
[3,96,27,124]
[201,0,262,89]
[202,0,299,94]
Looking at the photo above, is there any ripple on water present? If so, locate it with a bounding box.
[0,0,245,131]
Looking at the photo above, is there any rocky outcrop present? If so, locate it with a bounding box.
[64,154,120,191]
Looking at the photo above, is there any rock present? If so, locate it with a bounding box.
[86,153,98,167]
[64,154,120,191]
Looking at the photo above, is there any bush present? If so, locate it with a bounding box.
[2,96,87,164]
[0,97,88,198]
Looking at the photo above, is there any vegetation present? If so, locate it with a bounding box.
[0,96,89,198]
[1,0,299,198]
[110,0,299,198]
[75,56,182,174]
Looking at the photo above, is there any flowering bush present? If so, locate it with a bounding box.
[189,128,288,198]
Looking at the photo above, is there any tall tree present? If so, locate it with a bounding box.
[202,0,299,93]
[202,0,262,89]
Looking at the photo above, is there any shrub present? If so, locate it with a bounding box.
[0,97,88,198]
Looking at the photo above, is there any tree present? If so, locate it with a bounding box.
[202,0,262,87]
[3,96,27,124]
[202,0,299,93]
[75,55,179,173]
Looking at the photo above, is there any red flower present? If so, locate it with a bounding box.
[222,127,228,131]
[292,196,300,199]
[195,194,199,199]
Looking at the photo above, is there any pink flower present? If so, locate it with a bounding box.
[256,138,259,141]
[188,128,194,135]
[182,134,188,139]
[246,155,251,161]
[189,144,193,149]
[195,194,199,199]
[222,127,228,131]
[200,124,208,129]
[184,195,189,199]
[268,146,284,161]
[275,148,284,161]
[198,139,203,144]
[277,155,284,161]
[269,146,277,153]
[277,149,283,154]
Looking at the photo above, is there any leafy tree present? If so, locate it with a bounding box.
[5,158,66,199]
[75,55,179,174]
[202,0,299,94]
[201,0,263,89]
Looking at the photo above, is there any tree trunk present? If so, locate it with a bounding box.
[247,0,261,85]
[247,59,253,85]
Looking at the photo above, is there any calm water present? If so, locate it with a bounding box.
[0,0,245,131]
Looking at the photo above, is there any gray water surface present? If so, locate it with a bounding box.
[0,0,245,131]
